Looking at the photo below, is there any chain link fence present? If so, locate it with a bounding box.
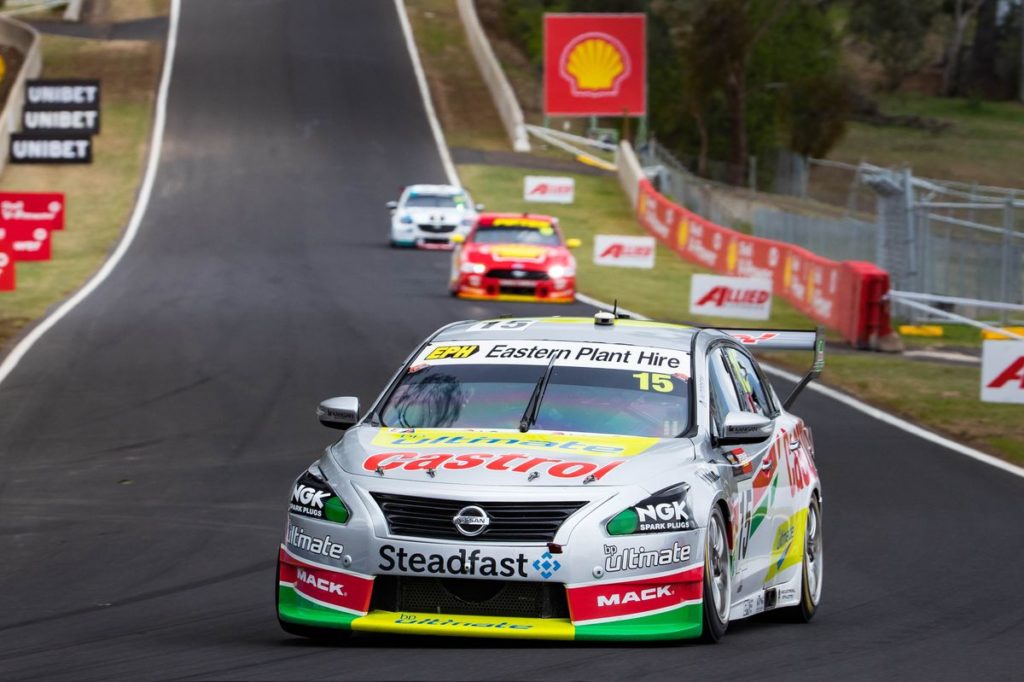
[639,140,1024,324]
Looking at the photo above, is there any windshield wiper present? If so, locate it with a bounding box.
[519,356,557,433]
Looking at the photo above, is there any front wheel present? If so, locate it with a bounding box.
[782,494,823,622]
[700,506,730,642]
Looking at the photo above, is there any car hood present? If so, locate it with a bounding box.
[463,244,570,267]
[329,426,695,487]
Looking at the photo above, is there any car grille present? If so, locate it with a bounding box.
[370,493,587,543]
[418,223,456,233]
[370,576,569,619]
[487,269,548,281]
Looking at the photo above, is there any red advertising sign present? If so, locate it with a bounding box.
[0,191,65,230]
[0,224,51,261]
[544,14,645,117]
[634,180,893,347]
[0,237,14,291]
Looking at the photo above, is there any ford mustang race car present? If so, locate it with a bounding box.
[387,184,482,249]
[277,314,825,643]
[448,213,580,303]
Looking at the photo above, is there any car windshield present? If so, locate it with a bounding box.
[379,360,691,438]
[472,226,561,246]
[404,194,467,209]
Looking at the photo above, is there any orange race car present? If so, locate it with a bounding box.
[449,213,580,303]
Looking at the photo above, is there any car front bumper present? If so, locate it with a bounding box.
[453,273,575,304]
[277,508,706,641]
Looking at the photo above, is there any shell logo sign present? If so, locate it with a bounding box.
[544,14,646,117]
[560,33,630,96]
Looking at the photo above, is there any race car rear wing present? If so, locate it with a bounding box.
[723,327,825,410]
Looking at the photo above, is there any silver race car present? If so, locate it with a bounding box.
[277,314,825,642]
[386,184,482,249]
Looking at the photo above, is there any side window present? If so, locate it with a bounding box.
[724,348,774,417]
[708,349,743,433]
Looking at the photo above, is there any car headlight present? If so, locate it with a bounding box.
[460,218,474,227]
[606,483,695,535]
[399,214,414,225]
[290,464,350,523]
[548,265,574,279]
[461,262,487,274]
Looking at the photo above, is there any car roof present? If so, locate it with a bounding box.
[404,184,464,195]
[432,317,699,351]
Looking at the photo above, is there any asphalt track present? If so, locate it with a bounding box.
[0,2,1021,680]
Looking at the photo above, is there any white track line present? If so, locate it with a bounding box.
[393,0,459,186]
[0,0,181,389]
[574,293,1024,480]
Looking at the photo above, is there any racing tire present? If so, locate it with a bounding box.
[275,559,351,642]
[781,494,823,623]
[700,506,730,643]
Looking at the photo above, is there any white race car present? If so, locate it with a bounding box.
[387,184,482,249]
[277,315,826,643]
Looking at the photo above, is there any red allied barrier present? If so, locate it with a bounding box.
[635,179,894,349]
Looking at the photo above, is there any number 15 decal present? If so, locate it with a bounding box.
[467,319,537,332]
[632,372,674,392]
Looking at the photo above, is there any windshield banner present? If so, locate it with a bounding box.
[416,340,689,373]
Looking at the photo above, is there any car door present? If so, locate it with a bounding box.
[707,346,784,604]
[720,347,799,592]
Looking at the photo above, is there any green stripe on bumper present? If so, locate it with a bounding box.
[574,603,703,641]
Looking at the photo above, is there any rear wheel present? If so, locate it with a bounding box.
[700,506,730,642]
[782,494,823,622]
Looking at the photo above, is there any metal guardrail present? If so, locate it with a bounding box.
[455,0,529,152]
[886,291,1024,341]
[615,140,643,209]
[0,13,42,176]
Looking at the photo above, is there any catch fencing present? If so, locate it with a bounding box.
[619,142,896,349]
[640,140,1024,325]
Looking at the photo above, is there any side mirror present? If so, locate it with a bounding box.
[451,233,465,244]
[317,397,360,430]
[565,238,582,249]
[386,201,398,212]
[475,203,485,212]
[717,411,773,446]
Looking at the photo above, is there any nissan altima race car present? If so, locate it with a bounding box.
[277,315,825,642]
[448,213,580,303]
[387,184,482,249]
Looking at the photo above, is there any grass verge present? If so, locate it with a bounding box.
[832,93,1024,188]
[0,34,163,350]
[411,1,1024,466]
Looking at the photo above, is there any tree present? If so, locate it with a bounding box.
[654,0,847,181]
[849,0,942,91]
[965,0,999,97]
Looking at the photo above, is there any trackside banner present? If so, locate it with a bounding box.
[980,340,1024,404]
[0,192,65,230]
[524,176,575,204]
[689,274,772,320]
[0,239,14,291]
[594,235,655,269]
[634,180,893,348]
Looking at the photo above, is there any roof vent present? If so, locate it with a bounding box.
[594,311,615,326]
